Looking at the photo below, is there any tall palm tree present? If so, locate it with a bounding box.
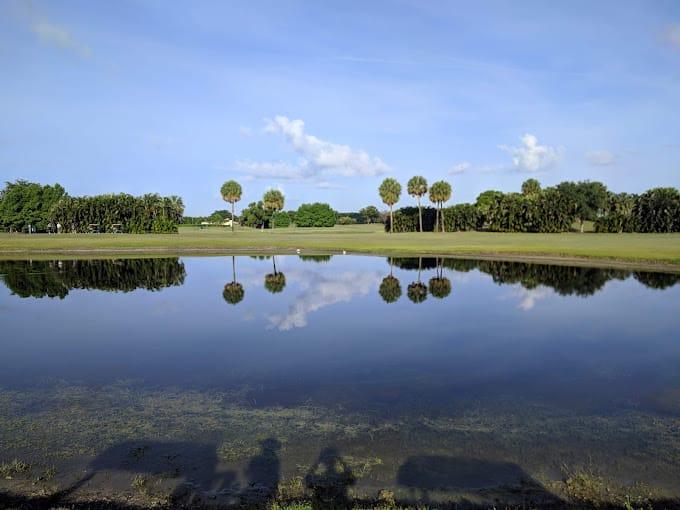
[407,176,428,233]
[379,178,402,234]
[223,256,244,305]
[220,180,242,232]
[263,189,285,229]
[429,181,452,233]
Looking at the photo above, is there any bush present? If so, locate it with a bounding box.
[337,216,357,225]
[442,203,480,231]
[296,203,336,227]
[384,207,437,232]
[272,212,291,228]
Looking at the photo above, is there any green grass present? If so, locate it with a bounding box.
[1,224,680,267]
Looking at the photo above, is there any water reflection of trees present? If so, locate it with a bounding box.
[379,258,402,304]
[223,256,245,305]
[389,257,679,296]
[0,258,185,298]
[264,256,286,294]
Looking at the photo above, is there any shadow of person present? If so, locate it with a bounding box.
[240,437,281,508]
[397,455,560,507]
[305,447,356,510]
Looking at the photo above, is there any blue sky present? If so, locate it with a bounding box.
[1,0,679,215]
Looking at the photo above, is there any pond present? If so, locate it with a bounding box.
[1,255,680,508]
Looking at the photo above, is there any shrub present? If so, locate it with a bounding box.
[296,203,336,227]
[272,212,291,228]
[337,216,357,225]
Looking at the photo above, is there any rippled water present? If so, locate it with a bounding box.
[1,255,679,507]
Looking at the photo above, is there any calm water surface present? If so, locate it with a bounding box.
[1,255,680,506]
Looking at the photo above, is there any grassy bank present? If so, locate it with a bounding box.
[1,225,680,267]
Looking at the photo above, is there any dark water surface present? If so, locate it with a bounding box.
[1,255,680,507]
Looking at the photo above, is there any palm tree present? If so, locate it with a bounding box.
[407,176,428,233]
[220,180,242,232]
[521,178,541,198]
[263,189,285,229]
[429,181,452,233]
[407,257,427,303]
[379,178,402,234]
[428,258,452,299]
[264,256,286,293]
[379,257,402,303]
[223,256,244,305]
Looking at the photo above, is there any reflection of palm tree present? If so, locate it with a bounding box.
[223,256,244,305]
[264,256,286,293]
[305,447,355,510]
[428,258,451,299]
[407,257,427,304]
[379,258,402,303]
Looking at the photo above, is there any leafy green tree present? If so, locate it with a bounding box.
[379,178,402,234]
[296,203,337,227]
[429,181,452,232]
[556,181,608,232]
[220,180,242,232]
[634,188,680,233]
[0,180,67,232]
[223,256,244,305]
[521,178,541,198]
[262,189,285,229]
[271,211,291,228]
[475,190,503,227]
[407,176,428,232]
[240,201,268,228]
[337,216,357,225]
[359,205,380,224]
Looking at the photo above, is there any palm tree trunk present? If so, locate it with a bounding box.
[417,197,422,233]
[580,219,584,233]
[232,256,236,283]
[273,256,277,275]
[440,203,446,233]
[434,207,439,233]
[390,205,393,234]
[231,202,235,232]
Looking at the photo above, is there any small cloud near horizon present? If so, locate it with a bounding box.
[499,134,563,173]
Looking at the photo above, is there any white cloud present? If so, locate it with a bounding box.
[261,115,390,178]
[235,160,303,180]
[30,20,91,58]
[267,269,381,330]
[499,134,562,173]
[449,162,471,175]
[664,23,680,47]
[504,286,551,311]
[585,149,615,166]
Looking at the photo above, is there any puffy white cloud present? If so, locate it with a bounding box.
[585,149,615,166]
[262,116,390,177]
[234,160,304,180]
[499,134,562,173]
[30,20,91,58]
[664,23,680,47]
[505,286,551,311]
[449,162,471,175]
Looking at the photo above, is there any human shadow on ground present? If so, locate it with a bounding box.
[304,447,356,510]
[397,454,562,507]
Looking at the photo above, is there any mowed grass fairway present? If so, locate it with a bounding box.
[2,224,680,267]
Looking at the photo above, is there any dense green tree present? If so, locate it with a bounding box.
[556,181,608,232]
[594,192,637,233]
[633,188,680,233]
[240,201,268,228]
[521,178,542,198]
[407,176,428,232]
[0,180,67,232]
[406,257,428,303]
[429,181,452,233]
[359,205,380,224]
[262,189,285,228]
[296,203,336,227]
[220,180,242,232]
[379,178,402,234]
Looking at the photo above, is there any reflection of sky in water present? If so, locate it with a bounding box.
[1,255,679,414]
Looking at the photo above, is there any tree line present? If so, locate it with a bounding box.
[0,180,184,233]
[378,176,680,233]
